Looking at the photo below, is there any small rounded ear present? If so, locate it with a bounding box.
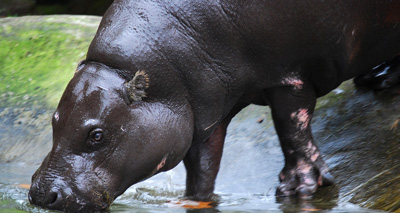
[125,70,150,103]
[75,60,86,75]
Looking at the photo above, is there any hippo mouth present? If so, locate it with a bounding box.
[28,179,116,212]
[28,190,113,212]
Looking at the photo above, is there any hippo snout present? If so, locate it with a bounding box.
[28,177,110,212]
[28,185,64,210]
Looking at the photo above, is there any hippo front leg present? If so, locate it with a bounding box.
[264,82,334,197]
[183,106,243,201]
[183,123,228,201]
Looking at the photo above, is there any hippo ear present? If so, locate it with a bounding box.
[124,70,150,103]
[74,60,86,75]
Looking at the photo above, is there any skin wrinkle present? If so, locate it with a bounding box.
[166,3,234,114]
[165,3,199,38]
[169,13,234,115]
[165,6,203,54]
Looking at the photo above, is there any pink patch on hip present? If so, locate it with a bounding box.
[282,77,304,90]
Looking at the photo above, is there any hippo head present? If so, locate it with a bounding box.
[28,61,194,211]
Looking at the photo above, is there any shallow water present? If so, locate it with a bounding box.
[0,157,379,213]
[0,96,391,212]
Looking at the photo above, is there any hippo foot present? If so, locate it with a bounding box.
[276,160,334,198]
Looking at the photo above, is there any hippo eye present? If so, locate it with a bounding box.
[93,132,103,141]
[87,128,105,149]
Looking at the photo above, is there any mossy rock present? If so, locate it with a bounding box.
[0,15,101,163]
[0,15,101,109]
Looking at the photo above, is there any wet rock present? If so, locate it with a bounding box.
[312,81,400,212]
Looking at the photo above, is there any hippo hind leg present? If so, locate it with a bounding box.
[263,82,334,197]
[354,55,400,90]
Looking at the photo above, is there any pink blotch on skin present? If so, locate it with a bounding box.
[307,140,317,154]
[282,77,304,90]
[311,153,320,162]
[156,158,166,171]
[307,140,320,161]
[280,173,285,181]
[297,160,312,174]
[297,160,316,185]
[318,176,323,186]
[297,109,309,123]
[291,109,311,130]
[307,141,313,150]
[54,112,60,121]
[303,177,316,185]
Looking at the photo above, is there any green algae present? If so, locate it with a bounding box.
[0,15,100,109]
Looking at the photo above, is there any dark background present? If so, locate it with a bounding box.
[0,0,113,17]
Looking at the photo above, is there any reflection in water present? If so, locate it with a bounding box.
[276,185,339,212]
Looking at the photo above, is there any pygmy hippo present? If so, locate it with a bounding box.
[28,0,400,211]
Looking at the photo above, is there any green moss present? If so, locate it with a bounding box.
[0,16,100,109]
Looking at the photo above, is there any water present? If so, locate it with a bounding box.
[0,162,376,212]
[1,82,398,212]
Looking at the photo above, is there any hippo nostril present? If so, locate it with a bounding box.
[28,191,34,204]
[44,191,59,205]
